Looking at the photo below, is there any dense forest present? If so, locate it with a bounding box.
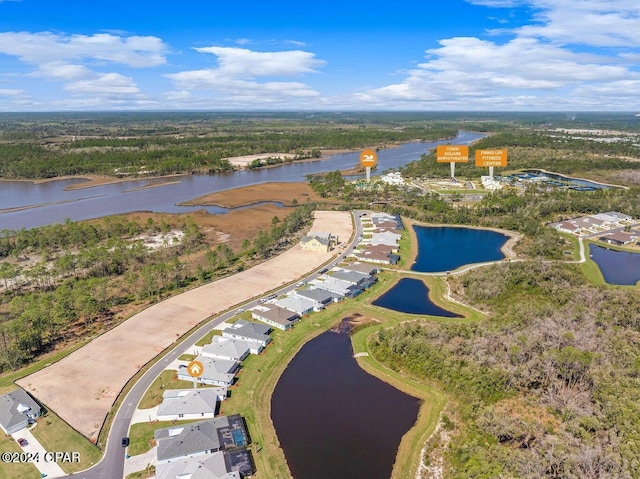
[370,261,640,478]
[0,112,457,179]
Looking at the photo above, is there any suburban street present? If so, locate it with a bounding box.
[67,211,362,479]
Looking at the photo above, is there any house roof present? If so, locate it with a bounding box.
[294,288,337,304]
[223,319,272,336]
[310,277,359,296]
[155,415,248,462]
[157,388,222,418]
[155,452,241,479]
[0,388,40,433]
[342,262,378,276]
[274,295,316,314]
[331,270,370,285]
[301,235,329,246]
[251,305,300,325]
[202,337,252,360]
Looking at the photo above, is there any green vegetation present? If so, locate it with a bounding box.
[30,408,102,474]
[370,261,640,478]
[0,433,40,479]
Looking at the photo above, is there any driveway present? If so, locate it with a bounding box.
[11,427,66,478]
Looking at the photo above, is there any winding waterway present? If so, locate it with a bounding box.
[271,319,420,479]
[0,131,484,230]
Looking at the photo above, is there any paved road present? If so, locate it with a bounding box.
[68,211,361,479]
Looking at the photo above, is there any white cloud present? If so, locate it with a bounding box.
[0,88,24,96]
[355,1,640,110]
[64,73,141,95]
[191,46,325,77]
[355,35,640,110]
[165,46,325,107]
[0,31,168,67]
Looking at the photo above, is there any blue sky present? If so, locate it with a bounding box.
[0,0,639,111]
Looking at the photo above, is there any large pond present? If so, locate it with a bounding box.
[271,319,421,479]
[589,244,640,285]
[373,278,463,317]
[411,225,508,273]
[0,131,484,230]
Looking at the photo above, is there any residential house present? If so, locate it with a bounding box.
[331,270,376,289]
[155,415,249,464]
[222,320,270,353]
[274,295,318,315]
[354,244,400,265]
[155,450,254,479]
[201,337,252,362]
[177,356,239,387]
[293,287,340,307]
[553,221,581,235]
[300,232,337,252]
[251,305,300,331]
[0,388,41,435]
[156,388,225,422]
[599,231,638,246]
[342,262,380,276]
[309,277,361,298]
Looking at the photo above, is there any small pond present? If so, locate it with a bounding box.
[589,244,640,285]
[373,278,463,317]
[412,225,508,273]
[271,318,421,479]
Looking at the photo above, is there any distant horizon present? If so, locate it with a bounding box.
[1,1,639,112]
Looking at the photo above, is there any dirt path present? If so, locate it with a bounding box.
[17,211,353,441]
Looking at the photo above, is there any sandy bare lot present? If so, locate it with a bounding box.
[17,211,353,441]
[223,153,295,168]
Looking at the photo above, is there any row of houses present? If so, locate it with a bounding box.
[177,320,273,387]
[353,212,403,265]
[249,262,379,331]
[153,321,269,477]
[551,211,633,235]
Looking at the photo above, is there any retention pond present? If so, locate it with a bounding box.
[589,244,640,286]
[271,317,420,479]
[411,225,508,273]
[373,278,463,317]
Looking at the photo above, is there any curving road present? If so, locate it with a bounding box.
[67,211,362,479]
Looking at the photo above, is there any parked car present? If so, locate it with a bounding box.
[121,437,129,447]
[17,438,28,447]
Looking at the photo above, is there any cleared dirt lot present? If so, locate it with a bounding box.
[17,211,353,441]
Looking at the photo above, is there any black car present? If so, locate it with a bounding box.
[121,437,129,447]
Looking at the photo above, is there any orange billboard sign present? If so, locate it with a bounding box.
[436,145,469,163]
[475,149,508,167]
[359,149,378,168]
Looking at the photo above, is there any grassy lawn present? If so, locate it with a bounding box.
[177,353,195,361]
[125,465,155,479]
[0,433,41,479]
[137,369,211,409]
[30,408,102,474]
[195,329,222,347]
[128,420,176,456]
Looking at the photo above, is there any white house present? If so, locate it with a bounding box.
[156,388,225,422]
[0,388,41,435]
[177,356,239,387]
[201,337,252,362]
[274,295,318,315]
[222,319,270,353]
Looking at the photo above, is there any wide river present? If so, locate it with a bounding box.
[0,131,484,230]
